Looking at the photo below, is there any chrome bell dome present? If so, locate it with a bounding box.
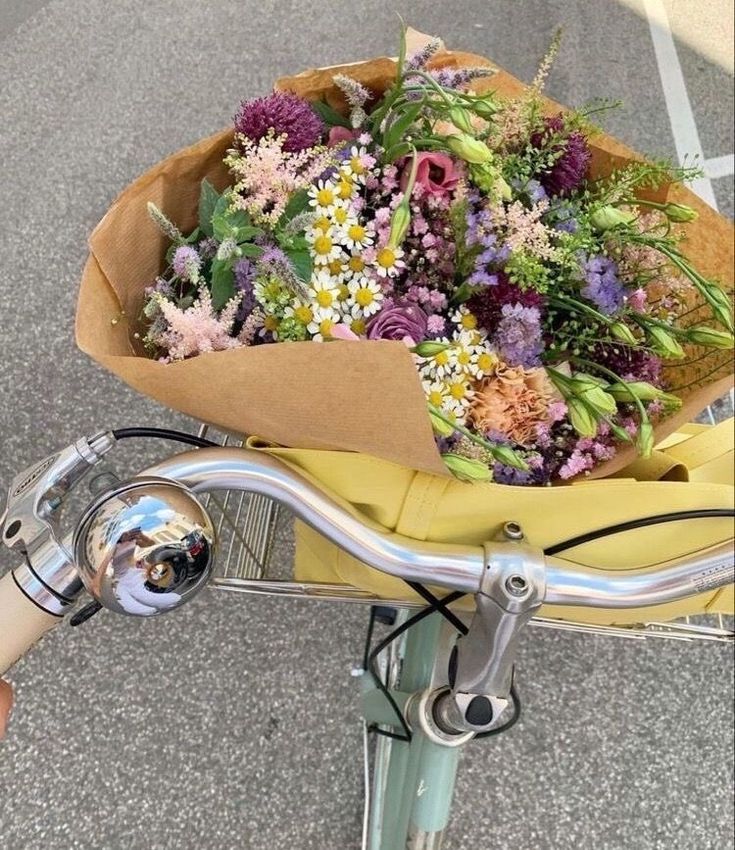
[73,477,216,616]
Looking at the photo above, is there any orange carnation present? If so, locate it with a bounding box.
[469,363,558,446]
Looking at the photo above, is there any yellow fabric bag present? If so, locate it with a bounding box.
[246,419,734,626]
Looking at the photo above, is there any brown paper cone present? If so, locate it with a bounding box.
[76,47,734,480]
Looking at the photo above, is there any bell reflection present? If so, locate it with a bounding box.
[74,478,216,616]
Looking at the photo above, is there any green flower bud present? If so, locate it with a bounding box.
[412,341,452,357]
[686,326,735,349]
[446,133,493,164]
[387,203,411,250]
[442,453,492,482]
[491,444,530,471]
[571,372,608,390]
[470,97,499,119]
[663,202,698,223]
[495,175,513,201]
[637,421,655,459]
[448,106,475,134]
[606,382,682,409]
[567,397,598,438]
[647,325,685,359]
[590,205,635,232]
[581,386,617,416]
[610,322,638,345]
[609,422,634,444]
[429,410,454,437]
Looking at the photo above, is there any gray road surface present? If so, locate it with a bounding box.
[0,1,733,848]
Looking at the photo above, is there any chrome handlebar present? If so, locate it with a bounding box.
[2,438,733,620]
[142,447,734,610]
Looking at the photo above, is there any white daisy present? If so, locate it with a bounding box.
[342,251,369,281]
[340,146,372,184]
[374,245,405,278]
[283,301,315,328]
[339,221,374,252]
[450,305,480,333]
[307,310,339,341]
[307,179,346,216]
[346,277,384,318]
[422,379,450,411]
[306,226,343,265]
[417,339,461,382]
[308,270,342,313]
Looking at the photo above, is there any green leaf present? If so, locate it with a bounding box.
[183,227,201,245]
[213,206,251,242]
[285,248,312,284]
[279,188,310,225]
[239,243,264,259]
[198,179,220,237]
[383,102,423,152]
[311,99,350,128]
[210,260,236,310]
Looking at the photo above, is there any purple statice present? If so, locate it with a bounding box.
[580,255,625,315]
[234,92,324,153]
[492,462,536,485]
[465,205,511,287]
[467,273,545,332]
[531,114,591,196]
[234,258,256,321]
[172,246,201,281]
[493,303,544,367]
[511,178,548,205]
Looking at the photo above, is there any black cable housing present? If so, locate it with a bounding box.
[112,427,219,449]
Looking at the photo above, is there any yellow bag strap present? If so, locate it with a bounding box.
[395,471,451,540]
[608,450,688,482]
[663,419,734,471]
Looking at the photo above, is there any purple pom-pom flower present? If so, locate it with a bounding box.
[531,114,591,196]
[234,91,324,152]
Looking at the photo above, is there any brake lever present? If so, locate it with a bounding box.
[0,431,117,614]
[2,431,116,552]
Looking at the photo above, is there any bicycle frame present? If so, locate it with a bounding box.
[362,612,465,849]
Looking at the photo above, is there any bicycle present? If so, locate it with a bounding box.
[0,425,733,849]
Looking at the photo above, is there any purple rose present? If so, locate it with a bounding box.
[367,301,428,344]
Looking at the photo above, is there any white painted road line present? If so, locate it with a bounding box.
[643,0,719,209]
[704,154,735,180]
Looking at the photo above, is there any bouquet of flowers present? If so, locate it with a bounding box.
[77,30,734,485]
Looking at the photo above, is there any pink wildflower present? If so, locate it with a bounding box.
[558,450,594,480]
[157,289,241,361]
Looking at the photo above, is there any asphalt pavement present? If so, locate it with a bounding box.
[0,1,733,848]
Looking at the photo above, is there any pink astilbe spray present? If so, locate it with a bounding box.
[491,199,560,261]
[157,289,242,361]
[226,134,335,227]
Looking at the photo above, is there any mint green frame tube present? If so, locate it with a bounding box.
[362,613,462,849]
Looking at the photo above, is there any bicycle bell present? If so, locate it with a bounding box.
[73,477,216,617]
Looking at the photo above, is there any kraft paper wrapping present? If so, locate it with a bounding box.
[76,48,734,480]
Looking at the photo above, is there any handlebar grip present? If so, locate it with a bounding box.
[0,570,62,676]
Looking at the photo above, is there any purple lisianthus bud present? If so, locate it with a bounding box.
[366,300,428,344]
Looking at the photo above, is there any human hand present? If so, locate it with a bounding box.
[0,680,13,739]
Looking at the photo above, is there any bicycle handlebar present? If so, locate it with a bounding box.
[1,442,732,679]
[143,447,735,609]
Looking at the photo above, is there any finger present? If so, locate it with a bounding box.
[0,679,14,739]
